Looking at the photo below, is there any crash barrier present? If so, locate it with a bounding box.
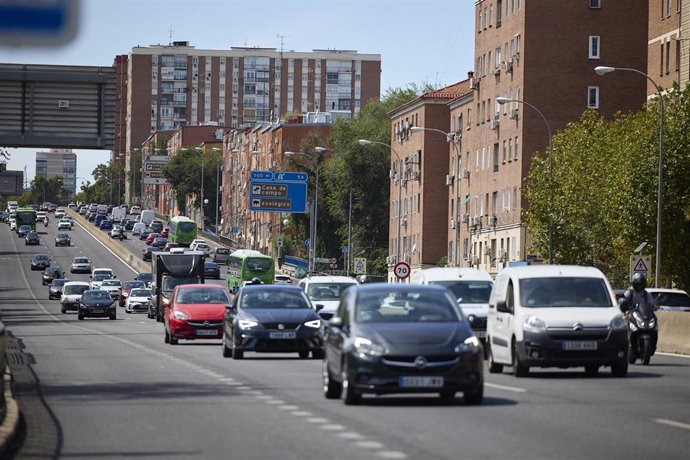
[0,321,5,398]
[66,209,148,274]
[657,311,690,355]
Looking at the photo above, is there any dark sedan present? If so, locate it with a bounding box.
[25,231,40,245]
[48,278,71,300]
[135,272,153,288]
[139,228,153,240]
[142,246,156,261]
[99,220,113,231]
[42,267,65,286]
[152,236,168,249]
[223,285,324,360]
[31,254,51,271]
[322,284,484,405]
[54,233,71,246]
[78,289,116,320]
[17,225,32,238]
[204,260,221,279]
[121,219,134,230]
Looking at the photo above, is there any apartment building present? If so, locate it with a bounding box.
[116,42,381,203]
[0,162,23,197]
[649,0,683,94]
[222,115,332,255]
[682,1,690,87]
[445,0,648,274]
[388,80,472,281]
[35,148,77,198]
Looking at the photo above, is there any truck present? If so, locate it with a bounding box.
[112,207,126,223]
[151,252,205,323]
[139,209,155,226]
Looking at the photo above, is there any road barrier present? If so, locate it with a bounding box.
[657,311,690,355]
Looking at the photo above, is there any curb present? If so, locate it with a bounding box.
[0,367,21,457]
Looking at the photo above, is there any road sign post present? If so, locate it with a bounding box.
[630,255,652,282]
[354,257,366,275]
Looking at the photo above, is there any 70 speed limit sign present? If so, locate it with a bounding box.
[393,261,411,279]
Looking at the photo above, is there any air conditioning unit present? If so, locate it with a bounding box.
[509,108,519,119]
[464,170,471,179]
[491,66,501,75]
[488,215,497,226]
[504,60,514,73]
[460,214,468,223]
[450,218,455,229]
[490,120,500,130]
[445,175,454,186]
[470,77,478,90]
[452,132,462,143]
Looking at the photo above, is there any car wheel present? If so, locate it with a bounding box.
[312,349,325,360]
[611,360,628,378]
[323,359,342,399]
[222,334,232,358]
[487,340,504,374]
[77,314,84,320]
[125,309,131,314]
[231,338,243,359]
[584,365,599,376]
[463,384,484,405]
[164,329,170,344]
[109,314,116,320]
[512,339,529,377]
[169,335,178,345]
[298,351,310,359]
[61,305,66,314]
[341,363,361,405]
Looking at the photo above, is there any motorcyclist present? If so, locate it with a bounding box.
[250,277,263,285]
[44,216,49,227]
[619,273,657,317]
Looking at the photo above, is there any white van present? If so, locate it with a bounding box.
[410,267,493,343]
[139,210,155,225]
[486,265,628,378]
[298,275,358,319]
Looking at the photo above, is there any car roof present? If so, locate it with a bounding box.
[411,267,493,282]
[352,283,450,294]
[240,284,303,292]
[92,268,113,272]
[300,275,357,284]
[175,283,225,290]
[64,281,90,287]
[497,264,606,279]
[646,288,689,295]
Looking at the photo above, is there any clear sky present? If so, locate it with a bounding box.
[1,0,475,187]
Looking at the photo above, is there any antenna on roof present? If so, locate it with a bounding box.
[277,34,288,53]
[168,25,174,45]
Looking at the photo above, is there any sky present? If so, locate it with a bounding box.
[1,0,475,187]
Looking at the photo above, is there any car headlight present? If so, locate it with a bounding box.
[455,335,482,354]
[304,319,321,328]
[353,337,385,361]
[609,315,626,330]
[238,319,259,330]
[173,311,189,320]
[523,315,547,333]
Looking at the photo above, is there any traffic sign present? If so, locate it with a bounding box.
[249,170,307,213]
[277,235,283,247]
[630,256,652,280]
[354,257,366,275]
[340,245,349,254]
[143,156,170,185]
[393,261,411,279]
[0,0,79,47]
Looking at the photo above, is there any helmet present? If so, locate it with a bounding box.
[250,277,263,285]
[631,272,647,292]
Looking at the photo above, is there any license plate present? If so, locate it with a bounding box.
[196,329,218,336]
[562,341,597,350]
[399,376,444,388]
[269,331,296,339]
[475,330,487,339]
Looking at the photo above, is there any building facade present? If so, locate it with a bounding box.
[0,162,23,197]
[648,0,683,95]
[35,148,77,198]
[682,0,690,87]
[117,42,380,203]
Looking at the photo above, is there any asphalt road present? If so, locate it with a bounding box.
[1,218,689,459]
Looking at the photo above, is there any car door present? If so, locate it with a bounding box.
[327,289,352,381]
[489,273,514,364]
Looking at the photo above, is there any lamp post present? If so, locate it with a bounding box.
[211,147,221,234]
[594,66,664,287]
[496,96,553,264]
[284,148,323,273]
[358,139,403,276]
[194,147,206,230]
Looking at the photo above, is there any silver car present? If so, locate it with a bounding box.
[70,257,92,274]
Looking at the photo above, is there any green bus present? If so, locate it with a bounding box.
[15,207,37,232]
[226,249,275,293]
[168,216,197,246]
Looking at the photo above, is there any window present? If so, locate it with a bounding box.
[508,139,513,161]
[660,43,664,76]
[492,191,498,215]
[666,0,672,16]
[589,35,600,59]
[665,41,671,74]
[489,5,493,27]
[589,0,601,8]
[493,143,499,172]
[502,140,507,163]
[588,86,600,109]
[514,136,519,160]
[676,39,681,71]
[497,0,502,26]
[513,187,518,209]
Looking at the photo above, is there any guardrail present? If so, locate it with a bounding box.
[0,321,5,398]
[657,311,690,355]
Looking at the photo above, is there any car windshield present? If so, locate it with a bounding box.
[34,255,49,261]
[430,280,493,304]
[130,289,151,298]
[137,273,153,282]
[652,292,690,307]
[57,233,68,238]
[64,285,89,295]
[307,283,355,301]
[92,274,111,281]
[176,288,229,304]
[102,280,121,287]
[74,258,90,264]
[216,248,229,255]
[355,289,462,323]
[241,290,310,309]
[123,281,145,290]
[161,276,199,295]
[519,277,613,308]
[47,268,61,274]
[51,279,68,287]
[246,257,271,272]
[84,291,111,300]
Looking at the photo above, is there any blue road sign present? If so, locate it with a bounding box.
[0,0,79,46]
[341,245,349,254]
[249,178,307,213]
[250,170,309,182]
[305,239,310,248]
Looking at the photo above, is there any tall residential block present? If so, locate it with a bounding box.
[35,148,77,198]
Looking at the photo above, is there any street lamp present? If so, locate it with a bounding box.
[496,96,553,264]
[211,147,221,234]
[194,147,206,230]
[284,149,322,273]
[358,139,404,275]
[595,65,664,287]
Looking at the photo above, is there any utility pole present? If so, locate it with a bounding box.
[347,188,352,276]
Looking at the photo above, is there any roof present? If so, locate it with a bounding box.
[411,267,493,282]
[388,78,472,116]
[300,276,358,284]
[500,265,607,279]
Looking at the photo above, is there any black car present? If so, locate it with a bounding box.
[48,278,71,300]
[17,224,32,238]
[122,219,134,231]
[135,272,153,287]
[31,254,51,271]
[223,285,324,360]
[152,237,168,249]
[78,289,116,320]
[87,212,96,222]
[139,228,153,240]
[142,246,156,261]
[322,284,484,405]
[204,260,221,279]
[54,233,71,246]
[149,220,164,233]
[25,231,40,245]
[42,267,65,286]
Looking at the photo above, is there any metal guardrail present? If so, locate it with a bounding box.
[0,321,5,400]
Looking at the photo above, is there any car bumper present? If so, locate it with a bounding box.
[170,319,224,340]
[49,291,62,299]
[61,300,80,311]
[204,270,221,279]
[233,327,323,353]
[126,302,150,312]
[78,305,116,317]
[343,351,483,395]
[517,329,629,367]
[70,266,90,272]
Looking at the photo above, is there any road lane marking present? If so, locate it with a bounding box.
[378,452,407,459]
[320,424,345,431]
[337,432,365,440]
[653,418,690,431]
[356,441,385,449]
[656,352,690,359]
[278,405,299,411]
[485,382,527,393]
[306,417,329,424]
[291,411,313,417]
[266,399,285,405]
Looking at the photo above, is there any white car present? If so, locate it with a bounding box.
[55,209,66,219]
[647,288,690,312]
[70,257,92,273]
[57,220,71,231]
[190,242,212,256]
[130,206,142,215]
[36,211,47,222]
[274,275,293,285]
[297,275,358,320]
[9,218,16,231]
[190,239,207,247]
[125,288,152,313]
[90,268,115,289]
[132,222,146,235]
[100,279,123,300]
[60,281,90,314]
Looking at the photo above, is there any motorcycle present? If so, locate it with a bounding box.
[44,219,49,228]
[626,307,658,365]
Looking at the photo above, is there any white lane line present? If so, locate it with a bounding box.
[337,432,365,440]
[306,417,329,424]
[320,424,345,431]
[485,382,527,393]
[255,395,273,400]
[356,441,385,449]
[656,352,690,359]
[653,418,690,431]
[234,386,252,391]
[377,452,407,459]
[291,411,313,417]
[265,399,285,405]
[278,405,299,411]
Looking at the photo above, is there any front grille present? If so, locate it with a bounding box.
[384,355,458,364]
[549,328,610,341]
[262,322,300,330]
[187,320,223,327]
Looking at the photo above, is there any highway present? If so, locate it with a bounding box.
[1,218,690,459]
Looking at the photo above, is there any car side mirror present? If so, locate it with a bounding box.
[496,300,513,314]
[328,317,343,329]
[315,304,325,312]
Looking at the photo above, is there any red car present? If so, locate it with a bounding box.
[163,242,180,252]
[160,226,170,238]
[145,232,161,245]
[48,204,57,212]
[164,284,231,345]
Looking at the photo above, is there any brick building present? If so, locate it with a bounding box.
[648,0,683,95]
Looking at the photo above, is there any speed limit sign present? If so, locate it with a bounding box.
[393,261,411,279]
